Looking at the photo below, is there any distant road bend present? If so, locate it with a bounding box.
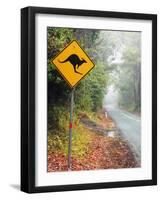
[105,105,141,164]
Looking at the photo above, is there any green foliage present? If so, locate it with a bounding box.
[48,105,69,154]
[48,105,69,132]
[47,27,73,106]
[118,34,141,112]
[74,61,108,111]
[47,27,141,161]
[106,32,141,112]
[47,27,112,159]
[71,126,91,158]
[47,27,108,116]
[48,123,92,158]
[48,133,65,153]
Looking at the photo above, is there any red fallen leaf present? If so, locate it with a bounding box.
[48,130,138,172]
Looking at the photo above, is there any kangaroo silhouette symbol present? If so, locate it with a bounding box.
[59,54,87,75]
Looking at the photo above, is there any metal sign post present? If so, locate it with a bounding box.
[52,40,95,171]
[68,88,75,170]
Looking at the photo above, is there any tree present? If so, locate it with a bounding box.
[47,27,108,132]
[112,32,141,112]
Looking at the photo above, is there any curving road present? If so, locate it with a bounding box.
[105,105,141,164]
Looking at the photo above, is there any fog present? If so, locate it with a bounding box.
[103,85,118,108]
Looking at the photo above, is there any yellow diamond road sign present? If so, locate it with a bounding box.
[52,40,95,88]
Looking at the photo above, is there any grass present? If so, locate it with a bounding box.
[48,108,114,161]
[48,110,138,171]
[48,111,93,159]
[71,125,92,158]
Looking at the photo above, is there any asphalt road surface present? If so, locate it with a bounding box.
[105,105,141,164]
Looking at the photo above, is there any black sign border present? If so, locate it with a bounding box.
[51,40,95,89]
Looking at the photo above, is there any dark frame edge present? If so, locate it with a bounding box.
[24,6,156,20]
[21,7,35,193]
[21,7,30,193]
[152,14,157,185]
[32,180,155,193]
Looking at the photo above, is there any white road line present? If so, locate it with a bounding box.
[121,112,140,122]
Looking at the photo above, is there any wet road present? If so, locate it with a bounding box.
[105,105,141,163]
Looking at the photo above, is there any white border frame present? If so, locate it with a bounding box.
[35,14,152,187]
